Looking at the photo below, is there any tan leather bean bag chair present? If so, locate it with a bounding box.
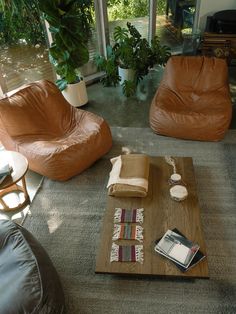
[0,80,112,181]
[149,56,232,141]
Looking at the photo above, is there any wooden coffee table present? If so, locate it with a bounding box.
[96,157,209,278]
[0,151,30,212]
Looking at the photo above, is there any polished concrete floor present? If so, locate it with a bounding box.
[85,67,162,128]
[86,65,236,128]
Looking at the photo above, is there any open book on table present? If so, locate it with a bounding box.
[155,229,202,270]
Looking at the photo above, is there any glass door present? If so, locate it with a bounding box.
[156,0,183,54]
[0,0,202,92]
[107,0,150,44]
[157,0,199,55]
[0,2,54,93]
[80,1,101,79]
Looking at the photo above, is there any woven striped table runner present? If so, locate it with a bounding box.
[114,208,144,224]
[112,224,143,242]
[110,243,143,263]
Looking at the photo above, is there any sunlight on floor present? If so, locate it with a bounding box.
[122,146,132,154]
[0,191,30,220]
[47,210,63,234]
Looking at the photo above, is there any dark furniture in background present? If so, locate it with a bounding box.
[205,10,236,34]
[201,10,236,64]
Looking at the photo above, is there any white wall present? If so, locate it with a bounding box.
[197,0,236,31]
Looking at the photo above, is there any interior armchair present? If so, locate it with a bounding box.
[0,80,112,180]
[149,56,232,141]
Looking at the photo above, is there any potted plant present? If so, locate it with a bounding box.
[38,0,92,107]
[94,46,120,87]
[95,22,171,97]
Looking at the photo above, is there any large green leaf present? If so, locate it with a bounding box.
[59,27,83,51]
[49,43,68,62]
[70,44,89,68]
[53,32,67,52]
[57,0,77,13]
[38,0,92,84]
[94,54,106,71]
[114,26,128,42]
[65,68,77,83]
[49,25,60,34]
[106,45,113,58]
[53,60,77,83]
[56,78,68,91]
[61,14,84,34]
[38,0,61,26]
[127,22,141,41]
[54,61,68,76]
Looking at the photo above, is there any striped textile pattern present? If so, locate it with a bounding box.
[114,208,144,224]
[110,243,144,263]
[112,224,143,242]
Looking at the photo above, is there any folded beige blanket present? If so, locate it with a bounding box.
[107,154,149,197]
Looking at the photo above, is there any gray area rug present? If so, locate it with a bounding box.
[24,127,236,314]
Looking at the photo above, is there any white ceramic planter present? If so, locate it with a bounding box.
[62,80,88,107]
[118,67,135,85]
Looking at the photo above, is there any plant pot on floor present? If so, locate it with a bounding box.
[118,67,135,85]
[62,80,88,107]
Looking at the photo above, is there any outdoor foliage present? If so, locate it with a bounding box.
[107,0,148,20]
[107,0,167,20]
[1,0,169,94]
[94,45,120,87]
[0,0,94,47]
[0,0,45,45]
[0,0,168,46]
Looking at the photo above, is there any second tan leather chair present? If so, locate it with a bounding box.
[149,56,232,141]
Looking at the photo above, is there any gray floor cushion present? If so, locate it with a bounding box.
[0,219,65,314]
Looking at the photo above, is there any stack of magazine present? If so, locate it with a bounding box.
[154,228,205,272]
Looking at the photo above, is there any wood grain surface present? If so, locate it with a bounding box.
[95,157,209,278]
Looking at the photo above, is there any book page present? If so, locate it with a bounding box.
[168,244,190,265]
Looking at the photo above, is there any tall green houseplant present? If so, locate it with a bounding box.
[95,22,171,97]
[38,0,92,91]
